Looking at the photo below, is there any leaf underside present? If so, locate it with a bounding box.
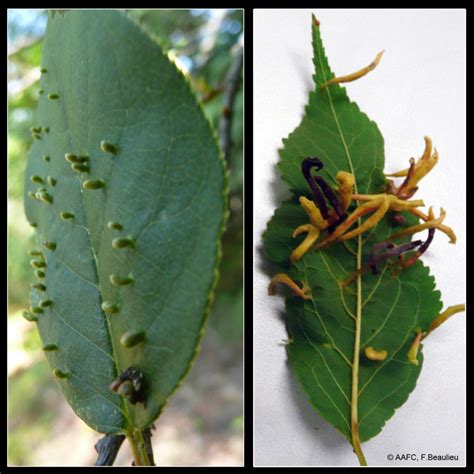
[263,16,442,444]
[24,10,226,434]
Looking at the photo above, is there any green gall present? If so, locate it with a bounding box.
[28,250,43,257]
[47,176,57,186]
[112,237,135,249]
[107,221,123,231]
[22,311,38,322]
[31,175,44,184]
[43,155,50,162]
[60,212,75,220]
[65,153,77,163]
[109,274,134,286]
[43,241,57,251]
[120,330,146,348]
[36,191,54,204]
[43,344,58,352]
[39,299,53,308]
[83,179,105,190]
[35,269,46,279]
[30,306,44,314]
[53,369,70,379]
[101,301,120,314]
[65,153,89,164]
[30,259,46,269]
[100,141,119,155]
[31,283,47,291]
[48,93,59,100]
[71,163,90,173]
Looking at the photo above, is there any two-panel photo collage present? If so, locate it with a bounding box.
[7,8,466,469]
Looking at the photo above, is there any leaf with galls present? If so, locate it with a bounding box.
[23,10,226,441]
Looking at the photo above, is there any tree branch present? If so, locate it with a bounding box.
[218,45,243,161]
[142,427,156,466]
[94,433,126,466]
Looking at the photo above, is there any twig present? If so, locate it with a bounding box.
[142,427,156,466]
[218,45,243,161]
[94,433,126,466]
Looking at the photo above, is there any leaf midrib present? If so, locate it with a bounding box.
[313,25,363,448]
[47,27,131,430]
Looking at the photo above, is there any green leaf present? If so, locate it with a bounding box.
[263,15,445,463]
[23,10,226,435]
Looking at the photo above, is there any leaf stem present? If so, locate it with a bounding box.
[126,428,153,466]
[350,233,367,466]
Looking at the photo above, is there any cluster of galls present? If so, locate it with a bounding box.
[268,137,464,365]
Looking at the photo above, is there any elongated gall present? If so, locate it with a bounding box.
[120,330,146,348]
[36,191,54,204]
[39,299,53,308]
[31,175,44,184]
[364,346,387,361]
[65,153,89,164]
[110,274,134,286]
[112,237,135,249]
[43,344,58,351]
[22,311,38,322]
[28,250,43,257]
[83,179,105,190]
[71,163,90,173]
[60,212,75,220]
[268,273,311,300]
[30,259,46,269]
[107,221,123,231]
[53,369,70,379]
[101,301,120,314]
[100,141,119,155]
[43,241,57,251]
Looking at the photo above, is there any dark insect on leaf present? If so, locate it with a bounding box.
[109,367,147,406]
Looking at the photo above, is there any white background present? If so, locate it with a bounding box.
[253,9,466,467]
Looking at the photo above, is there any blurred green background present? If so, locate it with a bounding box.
[8,9,243,466]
